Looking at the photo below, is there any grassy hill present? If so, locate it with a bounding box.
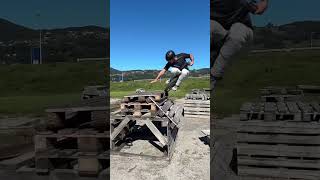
[0,62,106,115]
[214,50,320,117]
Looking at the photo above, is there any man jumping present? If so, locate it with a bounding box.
[151,50,194,91]
[211,0,268,89]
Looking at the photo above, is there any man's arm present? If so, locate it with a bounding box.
[150,69,167,83]
[189,54,194,66]
[255,0,268,15]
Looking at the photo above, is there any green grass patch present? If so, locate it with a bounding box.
[111,77,210,99]
[214,50,320,117]
[0,93,81,116]
[0,62,106,115]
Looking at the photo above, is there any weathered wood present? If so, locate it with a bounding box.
[123,91,165,102]
[145,120,168,146]
[238,166,320,180]
[157,100,173,117]
[184,114,210,119]
[185,112,210,115]
[184,100,210,105]
[238,156,320,169]
[237,120,320,134]
[0,151,34,170]
[238,144,320,158]
[110,117,130,140]
[184,107,210,112]
[237,133,320,145]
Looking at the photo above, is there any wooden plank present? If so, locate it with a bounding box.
[311,102,320,112]
[238,144,320,158]
[111,116,130,140]
[184,100,210,105]
[264,102,277,112]
[184,107,210,112]
[184,114,209,119]
[238,166,320,180]
[46,106,108,113]
[36,133,110,138]
[287,102,300,113]
[0,151,34,170]
[240,102,253,111]
[184,104,210,108]
[237,133,320,145]
[298,102,313,113]
[276,102,288,113]
[184,111,210,116]
[298,85,320,91]
[148,97,178,126]
[238,156,320,169]
[145,120,168,146]
[237,120,320,135]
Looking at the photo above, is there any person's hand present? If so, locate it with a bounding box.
[254,1,268,15]
[189,61,194,66]
[150,79,158,84]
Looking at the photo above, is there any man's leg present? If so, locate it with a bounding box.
[169,67,181,77]
[175,69,190,87]
[210,20,228,90]
[211,20,228,69]
[211,22,254,79]
[167,68,182,91]
[167,67,181,83]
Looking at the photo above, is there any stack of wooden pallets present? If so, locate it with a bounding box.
[260,86,304,102]
[184,89,210,119]
[237,87,320,179]
[33,96,109,177]
[111,91,183,159]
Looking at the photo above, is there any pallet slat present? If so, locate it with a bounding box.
[238,166,320,180]
[237,133,320,145]
[238,156,320,170]
[238,144,320,158]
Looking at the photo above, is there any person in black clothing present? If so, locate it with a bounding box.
[211,0,268,89]
[151,50,194,91]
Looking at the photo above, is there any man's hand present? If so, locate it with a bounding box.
[254,0,268,15]
[189,54,195,66]
[150,79,158,84]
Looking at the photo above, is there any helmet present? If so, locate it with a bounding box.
[165,50,175,61]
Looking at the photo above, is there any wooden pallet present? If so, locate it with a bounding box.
[185,89,210,100]
[34,128,109,176]
[298,85,320,94]
[44,96,108,131]
[237,120,320,180]
[122,91,166,103]
[260,87,303,96]
[120,103,157,117]
[35,152,109,177]
[184,100,210,118]
[240,101,320,121]
[110,114,178,160]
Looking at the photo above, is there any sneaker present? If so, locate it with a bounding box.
[165,79,170,84]
[172,86,178,91]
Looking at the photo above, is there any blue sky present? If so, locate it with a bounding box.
[110,0,210,70]
[0,0,109,29]
[253,0,320,27]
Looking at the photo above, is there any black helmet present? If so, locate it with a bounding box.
[165,50,175,61]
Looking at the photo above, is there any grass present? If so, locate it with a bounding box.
[214,50,320,117]
[0,93,81,116]
[111,77,210,99]
[0,62,106,116]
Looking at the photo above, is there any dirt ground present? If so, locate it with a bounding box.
[110,99,210,180]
